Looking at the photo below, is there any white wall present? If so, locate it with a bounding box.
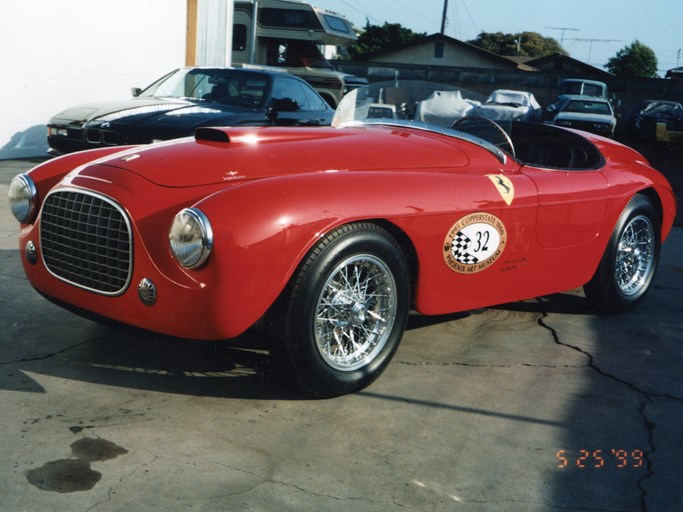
[0,0,187,159]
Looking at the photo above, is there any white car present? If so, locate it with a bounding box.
[551,95,616,138]
[472,89,542,123]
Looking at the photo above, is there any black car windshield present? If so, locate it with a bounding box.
[139,68,268,108]
[564,100,612,115]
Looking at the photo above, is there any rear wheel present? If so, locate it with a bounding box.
[268,223,410,397]
[584,194,660,314]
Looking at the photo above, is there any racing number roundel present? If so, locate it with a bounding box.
[443,213,507,274]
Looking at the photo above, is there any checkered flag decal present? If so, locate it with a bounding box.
[451,231,480,265]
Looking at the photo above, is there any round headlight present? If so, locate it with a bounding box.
[8,174,38,223]
[169,208,213,269]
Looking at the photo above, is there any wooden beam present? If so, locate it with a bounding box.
[186,0,198,66]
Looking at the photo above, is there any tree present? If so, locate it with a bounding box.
[605,40,658,78]
[467,31,566,58]
[346,23,426,61]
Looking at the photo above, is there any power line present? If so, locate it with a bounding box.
[337,0,379,25]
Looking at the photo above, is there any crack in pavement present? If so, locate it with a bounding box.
[0,335,108,366]
[534,298,682,512]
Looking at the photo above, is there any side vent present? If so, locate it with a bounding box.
[195,128,230,143]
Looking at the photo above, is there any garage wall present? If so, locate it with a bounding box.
[0,0,187,159]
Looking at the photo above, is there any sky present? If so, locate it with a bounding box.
[310,0,683,76]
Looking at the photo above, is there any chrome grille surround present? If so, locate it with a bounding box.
[40,188,133,296]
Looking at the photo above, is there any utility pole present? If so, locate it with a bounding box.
[440,0,449,34]
[544,26,579,47]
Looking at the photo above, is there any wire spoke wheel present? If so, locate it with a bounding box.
[584,194,660,314]
[268,222,410,397]
[615,214,655,296]
[315,255,397,371]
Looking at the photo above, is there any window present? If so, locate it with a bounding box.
[434,42,445,59]
[271,77,326,111]
[259,8,323,30]
[271,77,304,111]
[233,24,247,52]
[323,15,350,33]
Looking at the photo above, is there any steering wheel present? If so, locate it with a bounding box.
[452,116,516,157]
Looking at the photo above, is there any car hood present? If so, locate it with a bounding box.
[89,125,471,188]
[50,98,252,126]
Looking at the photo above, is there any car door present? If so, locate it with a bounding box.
[520,164,609,249]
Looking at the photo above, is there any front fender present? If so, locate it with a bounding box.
[25,146,139,204]
[192,171,433,334]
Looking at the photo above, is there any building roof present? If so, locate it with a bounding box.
[666,67,683,79]
[522,53,613,78]
[361,33,532,71]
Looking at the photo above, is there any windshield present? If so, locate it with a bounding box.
[563,100,612,115]
[139,68,268,107]
[559,82,604,97]
[333,80,486,128]
[332,80,518,160]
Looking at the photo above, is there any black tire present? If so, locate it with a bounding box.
[267,223,411,397]
[584,194,661,314]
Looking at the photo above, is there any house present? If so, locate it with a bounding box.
[361,33,532,71]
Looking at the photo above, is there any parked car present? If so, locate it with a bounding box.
[10,81,675,397]
[549,95,617,138]
[471,89,542,123]
[543,78,610,122]
[47,67,333,154]
[623,99,683,144]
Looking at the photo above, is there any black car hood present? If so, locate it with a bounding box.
[49,98,255,128]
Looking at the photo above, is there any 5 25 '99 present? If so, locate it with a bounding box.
[556,449,645,469]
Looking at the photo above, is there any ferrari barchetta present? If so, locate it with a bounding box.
[9,81,677,397]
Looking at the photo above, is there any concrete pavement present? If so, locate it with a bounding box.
[1,158,682,511]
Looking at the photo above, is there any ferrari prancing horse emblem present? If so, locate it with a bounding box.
[443,212,507,274]
[487,174,514,205]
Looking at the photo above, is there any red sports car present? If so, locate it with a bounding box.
[9,81,677,397]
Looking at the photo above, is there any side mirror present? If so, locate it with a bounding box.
[131,87,142,97]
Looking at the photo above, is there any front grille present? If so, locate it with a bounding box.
[85,129,120,145]
[40,190,132,295]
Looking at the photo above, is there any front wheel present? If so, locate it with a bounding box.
[584,194,661,314]
[268,223,411,397]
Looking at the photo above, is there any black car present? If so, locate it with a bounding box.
[47,67,334,154]
[622,99,683,143]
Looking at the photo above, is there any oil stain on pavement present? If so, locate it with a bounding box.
[26,437,128,493]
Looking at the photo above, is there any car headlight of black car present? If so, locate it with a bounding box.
[169,208,213,269]
[8,174,38,223]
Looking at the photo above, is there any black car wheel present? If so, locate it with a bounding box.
[268,223,411,397]
[584,194,661,314]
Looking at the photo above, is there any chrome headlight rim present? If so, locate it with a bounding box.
[9,174,38,224]
[169,207,213,269]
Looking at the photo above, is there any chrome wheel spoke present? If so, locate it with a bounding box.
[315,254,397,372]
[615,215,655,296]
